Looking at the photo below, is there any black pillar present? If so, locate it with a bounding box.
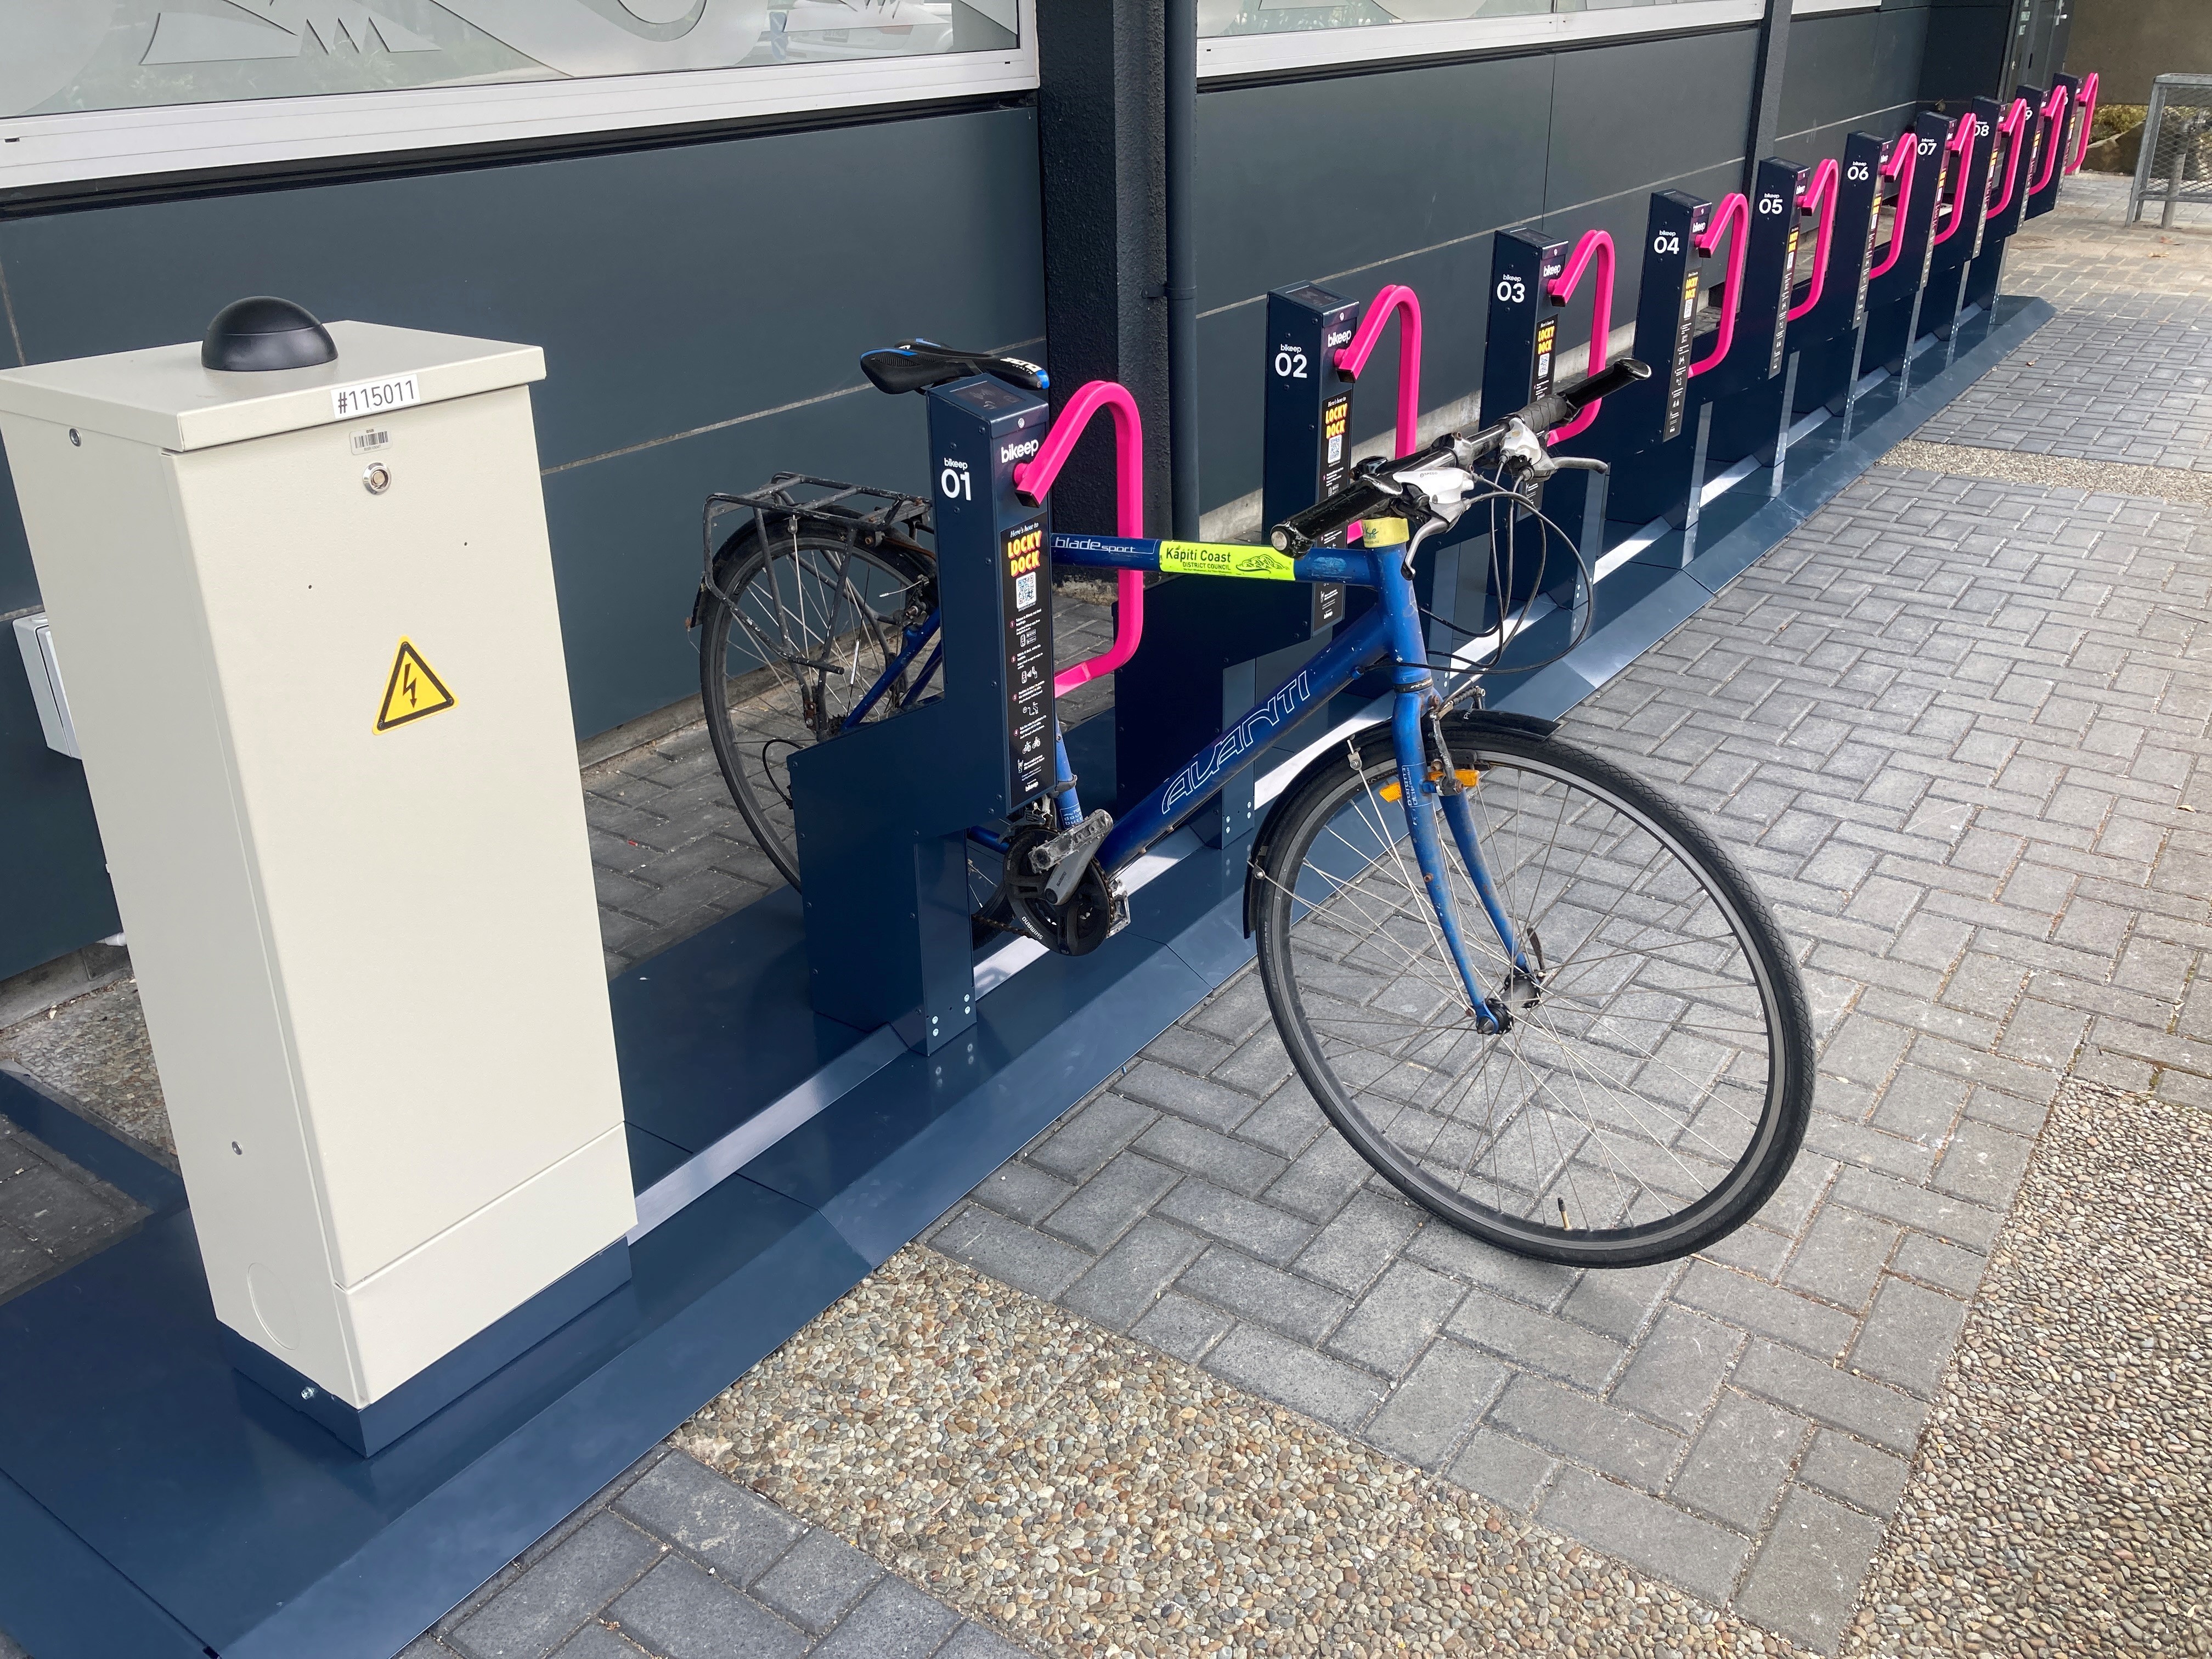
[1035,0,1172,538]
[1743,0,1793,193]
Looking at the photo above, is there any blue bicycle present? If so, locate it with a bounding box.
[696,346,1812,1267]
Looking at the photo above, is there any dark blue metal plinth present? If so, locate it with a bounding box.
[0,291,2050,1659]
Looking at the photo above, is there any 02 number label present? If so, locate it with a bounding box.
[1274,346,1310,380]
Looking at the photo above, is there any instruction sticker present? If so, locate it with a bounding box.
[1158,541,1298,581]
[1000,518,1053,802]
[375,639,456,732]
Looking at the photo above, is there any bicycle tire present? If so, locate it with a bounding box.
[1250,717,1813,1267]
[697,517,937,889]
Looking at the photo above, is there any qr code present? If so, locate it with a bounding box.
[1014,571,1039,611]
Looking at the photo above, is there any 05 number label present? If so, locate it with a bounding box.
[1757,192,1786,216]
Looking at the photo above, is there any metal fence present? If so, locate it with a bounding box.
[2130,73,2212,226]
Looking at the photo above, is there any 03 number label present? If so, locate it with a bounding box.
[1495,276,1528,305]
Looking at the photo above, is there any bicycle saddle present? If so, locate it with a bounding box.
[860,339,1049,396]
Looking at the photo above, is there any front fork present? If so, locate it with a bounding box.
[1378,550,1528,1035]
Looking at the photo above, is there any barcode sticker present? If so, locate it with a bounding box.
[349,427,391,455]
[331,374,420,420]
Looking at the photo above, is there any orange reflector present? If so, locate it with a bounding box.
[1378,768,1479,803]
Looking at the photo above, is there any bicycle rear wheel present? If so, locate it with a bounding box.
[1251,716,1812,1267]
[698,520,935,888]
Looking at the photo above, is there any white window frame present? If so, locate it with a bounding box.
[1198,0,1767,82]
[0,0,1037,194]
[1791,0,1880,16]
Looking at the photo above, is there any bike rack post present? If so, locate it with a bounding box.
[786,373,1058,1052]
[1925,99,2000,352]
[1860,112,1951,383]
[1550,193,1707,547]
[1966,93,2037,314]
[1701,157,1818,480]
[2066,72,2100,176]
[2024,76,2079,221]
[1110,281,1372,848]
[1428,229,1572,639]
[1787,131,1885,419]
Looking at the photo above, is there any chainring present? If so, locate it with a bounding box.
[1004,825,1122,957]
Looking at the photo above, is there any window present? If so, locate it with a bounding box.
[1,2,1033,193]
[1197,0,1765,78]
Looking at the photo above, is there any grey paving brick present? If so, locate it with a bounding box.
[1211,1032,1295,1097]
[1259,1131,1374,1220]
[927,1207,1090,1301]
[1139,1025,1234,1078]
[1058,1218,1207,1331]
[1731,1340,1929,1455]
[969,1163,1074,1228]
[1827,1165,2004,1249]
[1537,1466,1749,1606]
[1930,1118,2035,1208]
[1114,1060,1260,1132]
[1039,1151,1178,1252]
[614,1453,803,1588]
[1488,1374,1684,1493]
[1734,1487,1887,1655]
[1176,1246,1348,1344]
[1290,1190,1422,1294]
[1891,1230,1988,1298]
[1610,1307,1739,1432]
[1672,1261,1857,1359]
[1028,1094,1156,1182]
[606,1558,808,1659]
[747,1528,882,1636]
[452,1514,665,1659]
[1232,1082,1329,1156]
[1445,1427,1557,1511]
[1668,1390,1809,1532]
[935,1623,1032,1659]
[1325,1260,1466,1376]
[1134,1117,1288,1198]
[1407,1221,1583,1309]
[809,1575,962,1659]
[1555,1259,1678,1340]
[1799,1429,1911,1517]
[1694,1221,1792,1280]
[400,1638,464,1659]
[1362,1340,1506,1468]
[1847,1276,1971,1398]
[1446,1290,1628,1390]
[1130,1290,1234,1362]
[549,1628,642,1659]
[1153,1177,1314,1266]
[1203,1323,1386,1434]
[1781,1204,1900,1313]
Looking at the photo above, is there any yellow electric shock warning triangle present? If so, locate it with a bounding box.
[374,639,456,732]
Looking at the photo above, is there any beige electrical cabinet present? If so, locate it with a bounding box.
[0,322,633,1450]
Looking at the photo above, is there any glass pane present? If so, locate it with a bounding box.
[0,1,1019,120]
[1199,0,1551,36]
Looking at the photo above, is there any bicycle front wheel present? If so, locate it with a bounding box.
[1251,718,1812,1267]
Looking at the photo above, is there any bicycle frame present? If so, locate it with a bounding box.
[842,524,1535,1032]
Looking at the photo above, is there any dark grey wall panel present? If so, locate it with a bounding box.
[0,104,1042,978]
[1920,4,2008,104]
[1781,13,1889,139]
[0,109,1042,475]
[1192,28,1759,514]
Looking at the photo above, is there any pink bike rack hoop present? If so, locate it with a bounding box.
[1867,129,1918,281]
[1012,380,1148,697]
[1932,112,1977,246]
[2028,82,2068,197]
[1546,230,1616,442]
[2066,72,2100,175]
[1331,284,1424,456]
[1786,159,1841,323]
[1987,95,2032,218]
[1688,193,1750,379]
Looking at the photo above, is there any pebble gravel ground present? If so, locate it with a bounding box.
[1881,440,2212,510]
[0,979,171,1159]
[678,1250,1808,1658]
[1838,1081,2210,1658]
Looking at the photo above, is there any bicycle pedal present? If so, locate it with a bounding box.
[1032,809,1114,906]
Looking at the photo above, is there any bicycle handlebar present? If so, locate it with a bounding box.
[1268,358,1651,552]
